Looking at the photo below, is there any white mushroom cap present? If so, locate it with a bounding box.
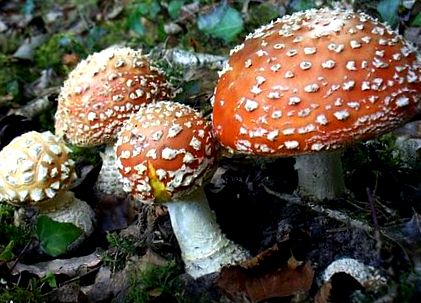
[115,101,217,203]
[55,46,172,146]
[0,131,76,206]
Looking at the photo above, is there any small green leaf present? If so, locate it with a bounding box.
[22,0,35,15]
[377,0,400,28]
[0,241,15,261]
[168,0,184,19]
[36,216,82,257]
[174,80,201,102]
[248,3,281,26]
[411,13,421,26]
[127,11,146,35]
[41,272,58,288]
[197,4,244,42]
[135,0,161,19]
[289,0,316,12]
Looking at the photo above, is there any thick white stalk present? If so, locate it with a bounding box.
[94,145,126,199]
[294,151,345,200]
[165,187,250,278]
[40,191,95,249]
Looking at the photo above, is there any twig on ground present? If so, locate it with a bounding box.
[8,87,58,118]
[263,185,375,233]
[151,48,227,70]
[366,187,383,253]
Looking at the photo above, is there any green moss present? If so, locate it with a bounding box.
[102,232,138,272]
[86,21,129,51]
[397,272,419,302]
[244,2,281,33]
[343,133,421,205]
[68,145,101,166]
[34,33,87,76]
[0,279,44,303]
[0,54,35,104]
[0,204,31,262]
[125,261,187,303]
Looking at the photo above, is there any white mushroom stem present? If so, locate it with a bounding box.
[37,191,95,240]
[164,187,250,278]
[94,145,126,199]
[294,151,346,200]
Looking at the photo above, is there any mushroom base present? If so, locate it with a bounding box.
[295,151,346,201]
[165,187,250,279]
[40,191,96,248]
[95,145,126,199]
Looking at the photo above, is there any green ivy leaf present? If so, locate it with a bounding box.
[0,241,15,261]
[289,0,316,12]
[168,0,185,19]
[136,0,161,19]
[127,11,146,36]
[36,216,82,257]
[41,272,58,288]
[377,0,400,28]
[411,13,421,26]
[197,3,244,42]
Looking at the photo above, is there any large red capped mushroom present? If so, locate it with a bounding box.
[55,46,173,197]
[212,8,421,200]
[115,101,249,278]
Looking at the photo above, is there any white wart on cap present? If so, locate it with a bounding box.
[213,8,421,155]
[115,101,217,203]
[55,46,172,146]
[0,131,76,205]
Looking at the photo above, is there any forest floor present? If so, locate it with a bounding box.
[0,0,420,302]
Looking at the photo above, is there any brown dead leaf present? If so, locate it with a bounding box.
[138,249,169,270]
[147,288,163,298]
[394,120,421,139]
[62,53,80,67]
[96,194,135,232]
[315,272,365,303]
[46,282,85,303]
[218,245,314,303]
[314,281,332,303]
[81,250,168,301]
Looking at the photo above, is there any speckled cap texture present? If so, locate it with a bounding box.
[55,46,172,146]
[0,131,76,205]
[213,8,421,155]
[115,101,217,204]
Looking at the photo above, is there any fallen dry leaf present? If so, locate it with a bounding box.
[9,252,101,278]
[218,244,314,302]
[314,281,332,303]
[46,282,84,303]
[315,272,364,303]
[81,249,168,301]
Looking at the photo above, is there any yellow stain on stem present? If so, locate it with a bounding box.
[147,161,171,203]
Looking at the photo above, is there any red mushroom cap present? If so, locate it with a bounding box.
[212,8,421,155]
[55,46,172,146]
[115,101,217,203]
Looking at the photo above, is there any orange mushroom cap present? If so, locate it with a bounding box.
[115,101,217,203]
[212,8,421,155]
[55,46,172,146]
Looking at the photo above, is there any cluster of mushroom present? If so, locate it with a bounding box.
[55,46,173,198]
[0,131,95,246]
[1,7,419,281]
[51,45,249,277]
[114,101,250,278]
